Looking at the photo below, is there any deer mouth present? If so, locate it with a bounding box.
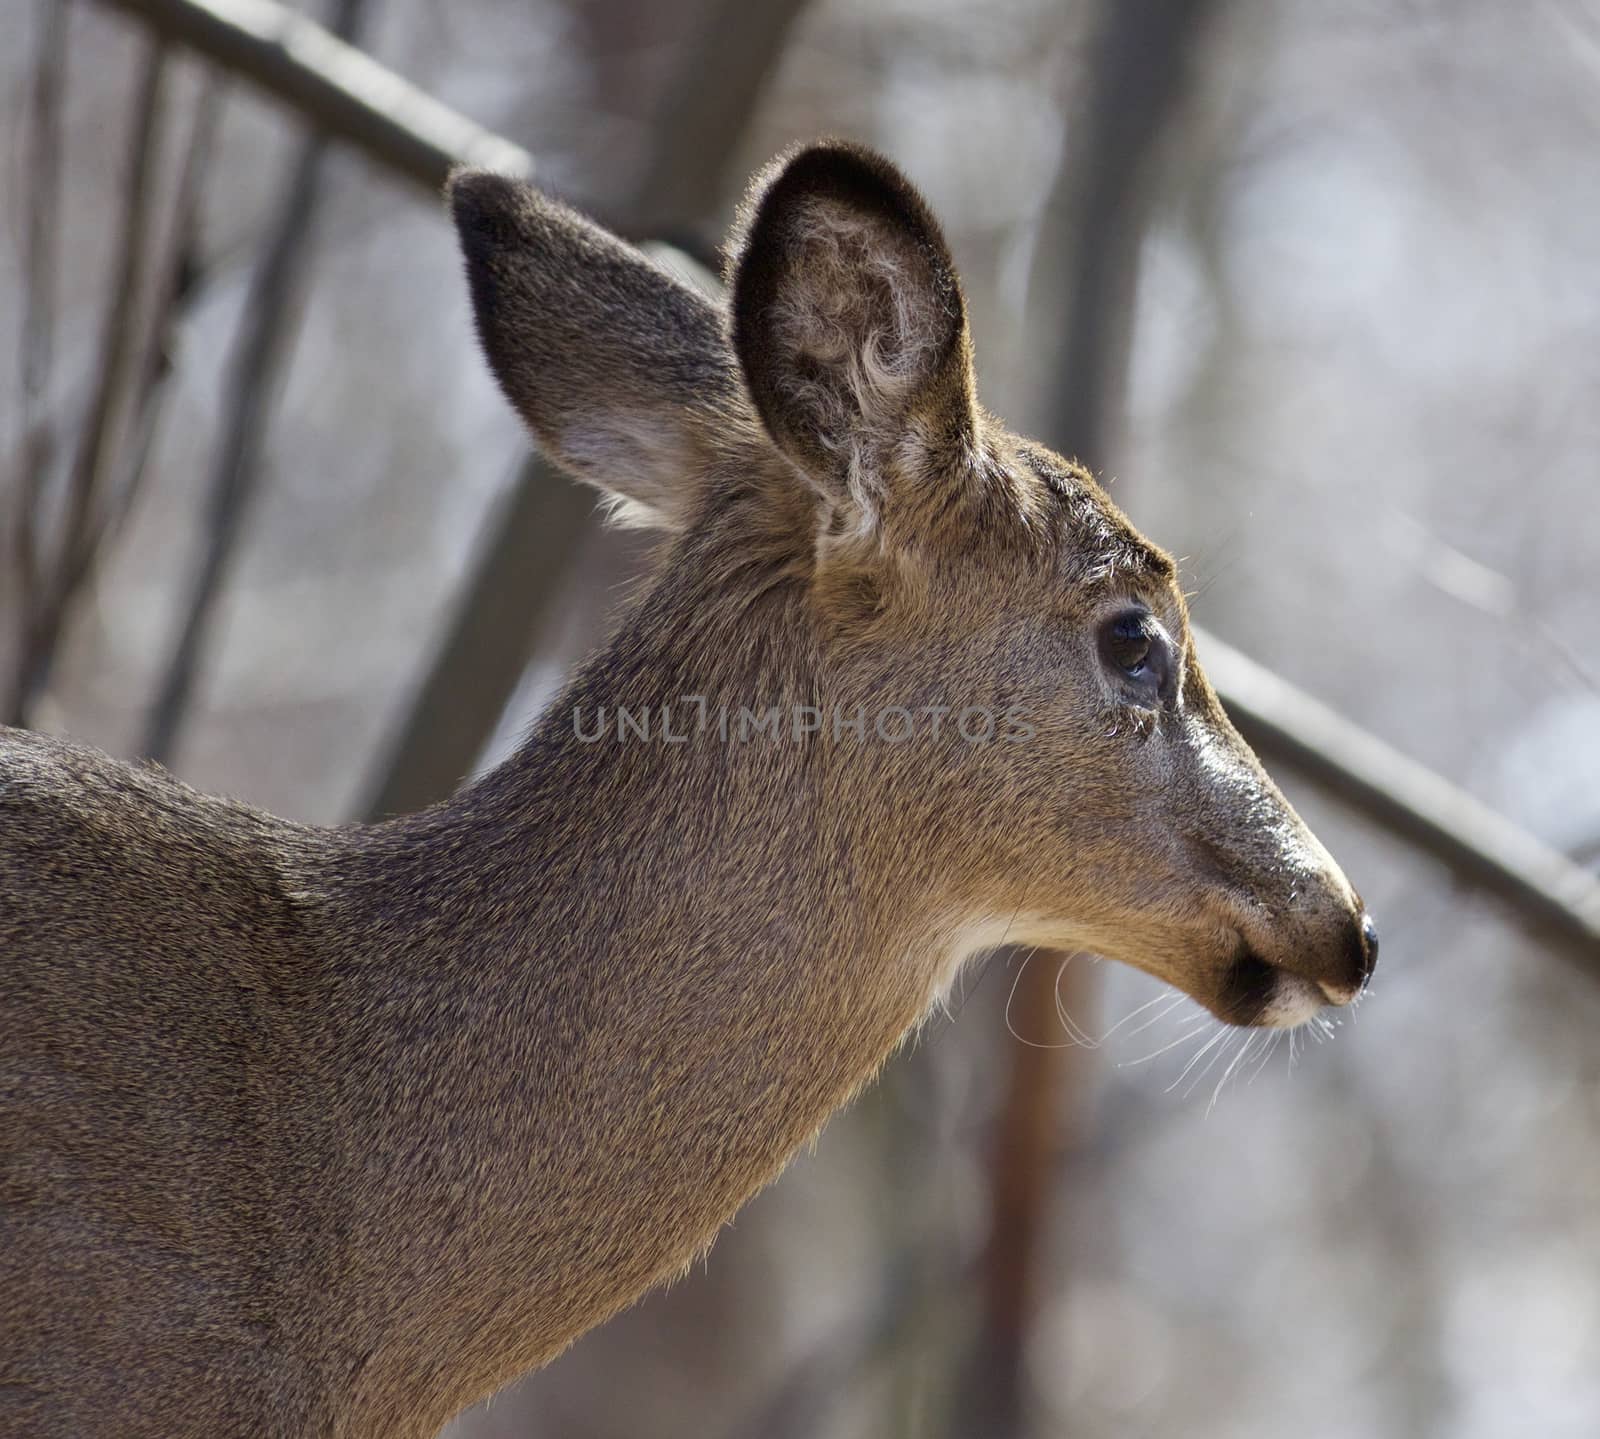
[1213,946,1327,1029]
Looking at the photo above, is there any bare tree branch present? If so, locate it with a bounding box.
[62,42,169,591]
[359,457,596,818]
[141,0,371,762]
[96,0,531,189]
[8,0,69,721]
[631,0,816,233]
[10,38,171,723]
[1030,0,1223,462]
[966,967,1085,1437]
[106,75,225,555]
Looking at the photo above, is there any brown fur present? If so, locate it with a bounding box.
[0,142,1373,1437]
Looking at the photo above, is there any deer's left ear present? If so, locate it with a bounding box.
[727,143,980,523]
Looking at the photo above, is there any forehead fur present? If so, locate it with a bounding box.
[990,441,1176,592]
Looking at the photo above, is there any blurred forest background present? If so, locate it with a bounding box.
[4,0,1600,1436]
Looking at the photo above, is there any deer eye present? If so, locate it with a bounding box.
[1102,613,1152,672]
[1097,610,1174,705]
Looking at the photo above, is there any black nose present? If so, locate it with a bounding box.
[1357,912,1379,985]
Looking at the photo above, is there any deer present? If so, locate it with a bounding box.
[0,141,1377,1438]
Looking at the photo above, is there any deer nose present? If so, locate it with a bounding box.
[1358,912,1379,984]
[1316,911,1378,1006]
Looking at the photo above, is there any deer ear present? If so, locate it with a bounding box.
[727,143,979,515]
[449,170,742,530]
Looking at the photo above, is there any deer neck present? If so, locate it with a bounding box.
[319,551,967,1418]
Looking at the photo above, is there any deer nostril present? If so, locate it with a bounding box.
[1358,912,1379,984]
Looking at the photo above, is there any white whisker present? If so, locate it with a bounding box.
[1098,990,1183,1044]
[1119,1016,1211,1068]
[1167,1026,1227,1094]
[1207,1030,1261,1114]
[1247,1029,1282,1084]
[1052,954,1100,1049]
[1004,947,1082,1051]
[1182,1025,1236,1098]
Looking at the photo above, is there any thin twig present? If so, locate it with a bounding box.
[62,41,170,585]
[141,0,370,762]
[11,38,171,722]
[9,0,69,723]
[105,75,225,553]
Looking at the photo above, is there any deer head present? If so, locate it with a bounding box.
[450,141,1376,1032]
[0,142,1384,1439]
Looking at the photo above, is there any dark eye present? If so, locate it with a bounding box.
[1097,609,1174,704]
[1102,613,1153,674]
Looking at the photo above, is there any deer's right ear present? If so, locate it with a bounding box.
[449,170,741,530]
